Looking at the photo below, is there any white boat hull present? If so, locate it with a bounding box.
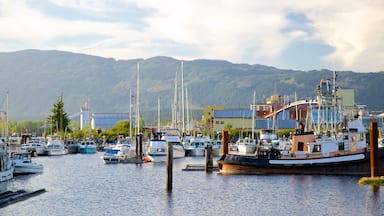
[47,149,68,156]
[237,144,256,154]
[186,148,205,156]
[14,164,43,175]
[0,165,13,182]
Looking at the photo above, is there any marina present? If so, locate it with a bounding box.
[1,153,383,215]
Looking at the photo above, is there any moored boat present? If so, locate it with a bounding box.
[185,137,207,156]
[212,139,222,157]
[12,152,43,175]
[0,141,14,182]
[145,139,167,163]
[236,138,256,154]
[45,139,68,156]
[100,149,120,164]
[20,140,47,156]
[161,133,185,159]
[218,118,384,175]
[65,140,80,154]
[114,139,138,163]
[79,140,97,154]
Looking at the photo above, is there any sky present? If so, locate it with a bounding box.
[0,0,383,72]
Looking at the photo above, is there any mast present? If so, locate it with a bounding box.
[60,92,63,133]
[181,61,185,134]
[186,88,190,134]
[332,70,337,131]
[5,92,9,142]
[172,69,178,128]
[157,97,160,132]
[252,90,255,140]
[136,62,141,134]
[129,88,132,138]
[295,92,298,129]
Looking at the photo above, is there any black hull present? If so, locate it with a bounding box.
[217,148,384,176]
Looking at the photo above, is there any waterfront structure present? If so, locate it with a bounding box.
[78,102,135,130]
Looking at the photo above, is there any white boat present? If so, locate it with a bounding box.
[114,139,138,162]
[236,138,256,154]
[185,137,207,156]
[145,139,167,163]
[212,139,222,157]
[258,129,279,151]
[12,151,43,175]
[45,139,68,156]
[161,133,185,159]
[79,140,97,154]
[20,140,47,156]
[0,141,14,182]
[100,149,120,164]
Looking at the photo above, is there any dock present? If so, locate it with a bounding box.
[182,163,219,171]
[0,189,46,208]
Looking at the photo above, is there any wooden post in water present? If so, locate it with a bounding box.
[166,141,173,192]
[205,142,213,172]
[370,119,380,177]
[135,134,139,161]
[138,133,143,162]
[221,130,229,155]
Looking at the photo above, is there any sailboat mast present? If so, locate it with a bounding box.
[333,70,337,131]
[157,97,161,132]
[252,90,255,140]
[129,88,132,138]
[186,88,190,134]
[5,92,8,142]
[181,61,185,134]
[172,69,178,128]
[136,62,141,134]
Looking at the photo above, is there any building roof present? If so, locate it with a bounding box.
[214,109,253,118]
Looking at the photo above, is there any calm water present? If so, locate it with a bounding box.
[1,152,383,216]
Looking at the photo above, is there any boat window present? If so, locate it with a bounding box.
[298,142,304,151]
[338,142,344,151]
[343,135,348,140]
[312,144,321,152]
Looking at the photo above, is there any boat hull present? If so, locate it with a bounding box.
[186,148,205,157]
[80,147,97,154]
[101,156,120,164]
[47,149,68,156]
[217,149,384,176]
[0,166,13,182]
[67,145,80,154]
[14,164,43,175]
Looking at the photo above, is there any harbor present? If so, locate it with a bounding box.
[1,152,383,216]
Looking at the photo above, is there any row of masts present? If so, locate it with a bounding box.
[171,61,191,135]
[130,61,191,137]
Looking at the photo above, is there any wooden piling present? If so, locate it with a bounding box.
[370,119,380,177]
[135,134,139,160]
[166,141,173,192]
[221,130,229,155]
[205,142,213,172]
[138,134,143,161]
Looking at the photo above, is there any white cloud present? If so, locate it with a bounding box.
[0,0,383,71]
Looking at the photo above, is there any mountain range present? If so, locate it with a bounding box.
[0,49,383,124]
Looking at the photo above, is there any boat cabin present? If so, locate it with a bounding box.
[289,119,367,158]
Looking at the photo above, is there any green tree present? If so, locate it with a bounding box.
[47,95,70,136]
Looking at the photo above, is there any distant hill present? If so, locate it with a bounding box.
[0,49,383,124]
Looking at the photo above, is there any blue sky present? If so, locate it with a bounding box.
[0,0,383,72]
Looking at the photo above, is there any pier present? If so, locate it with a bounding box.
[0,189,46,208]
